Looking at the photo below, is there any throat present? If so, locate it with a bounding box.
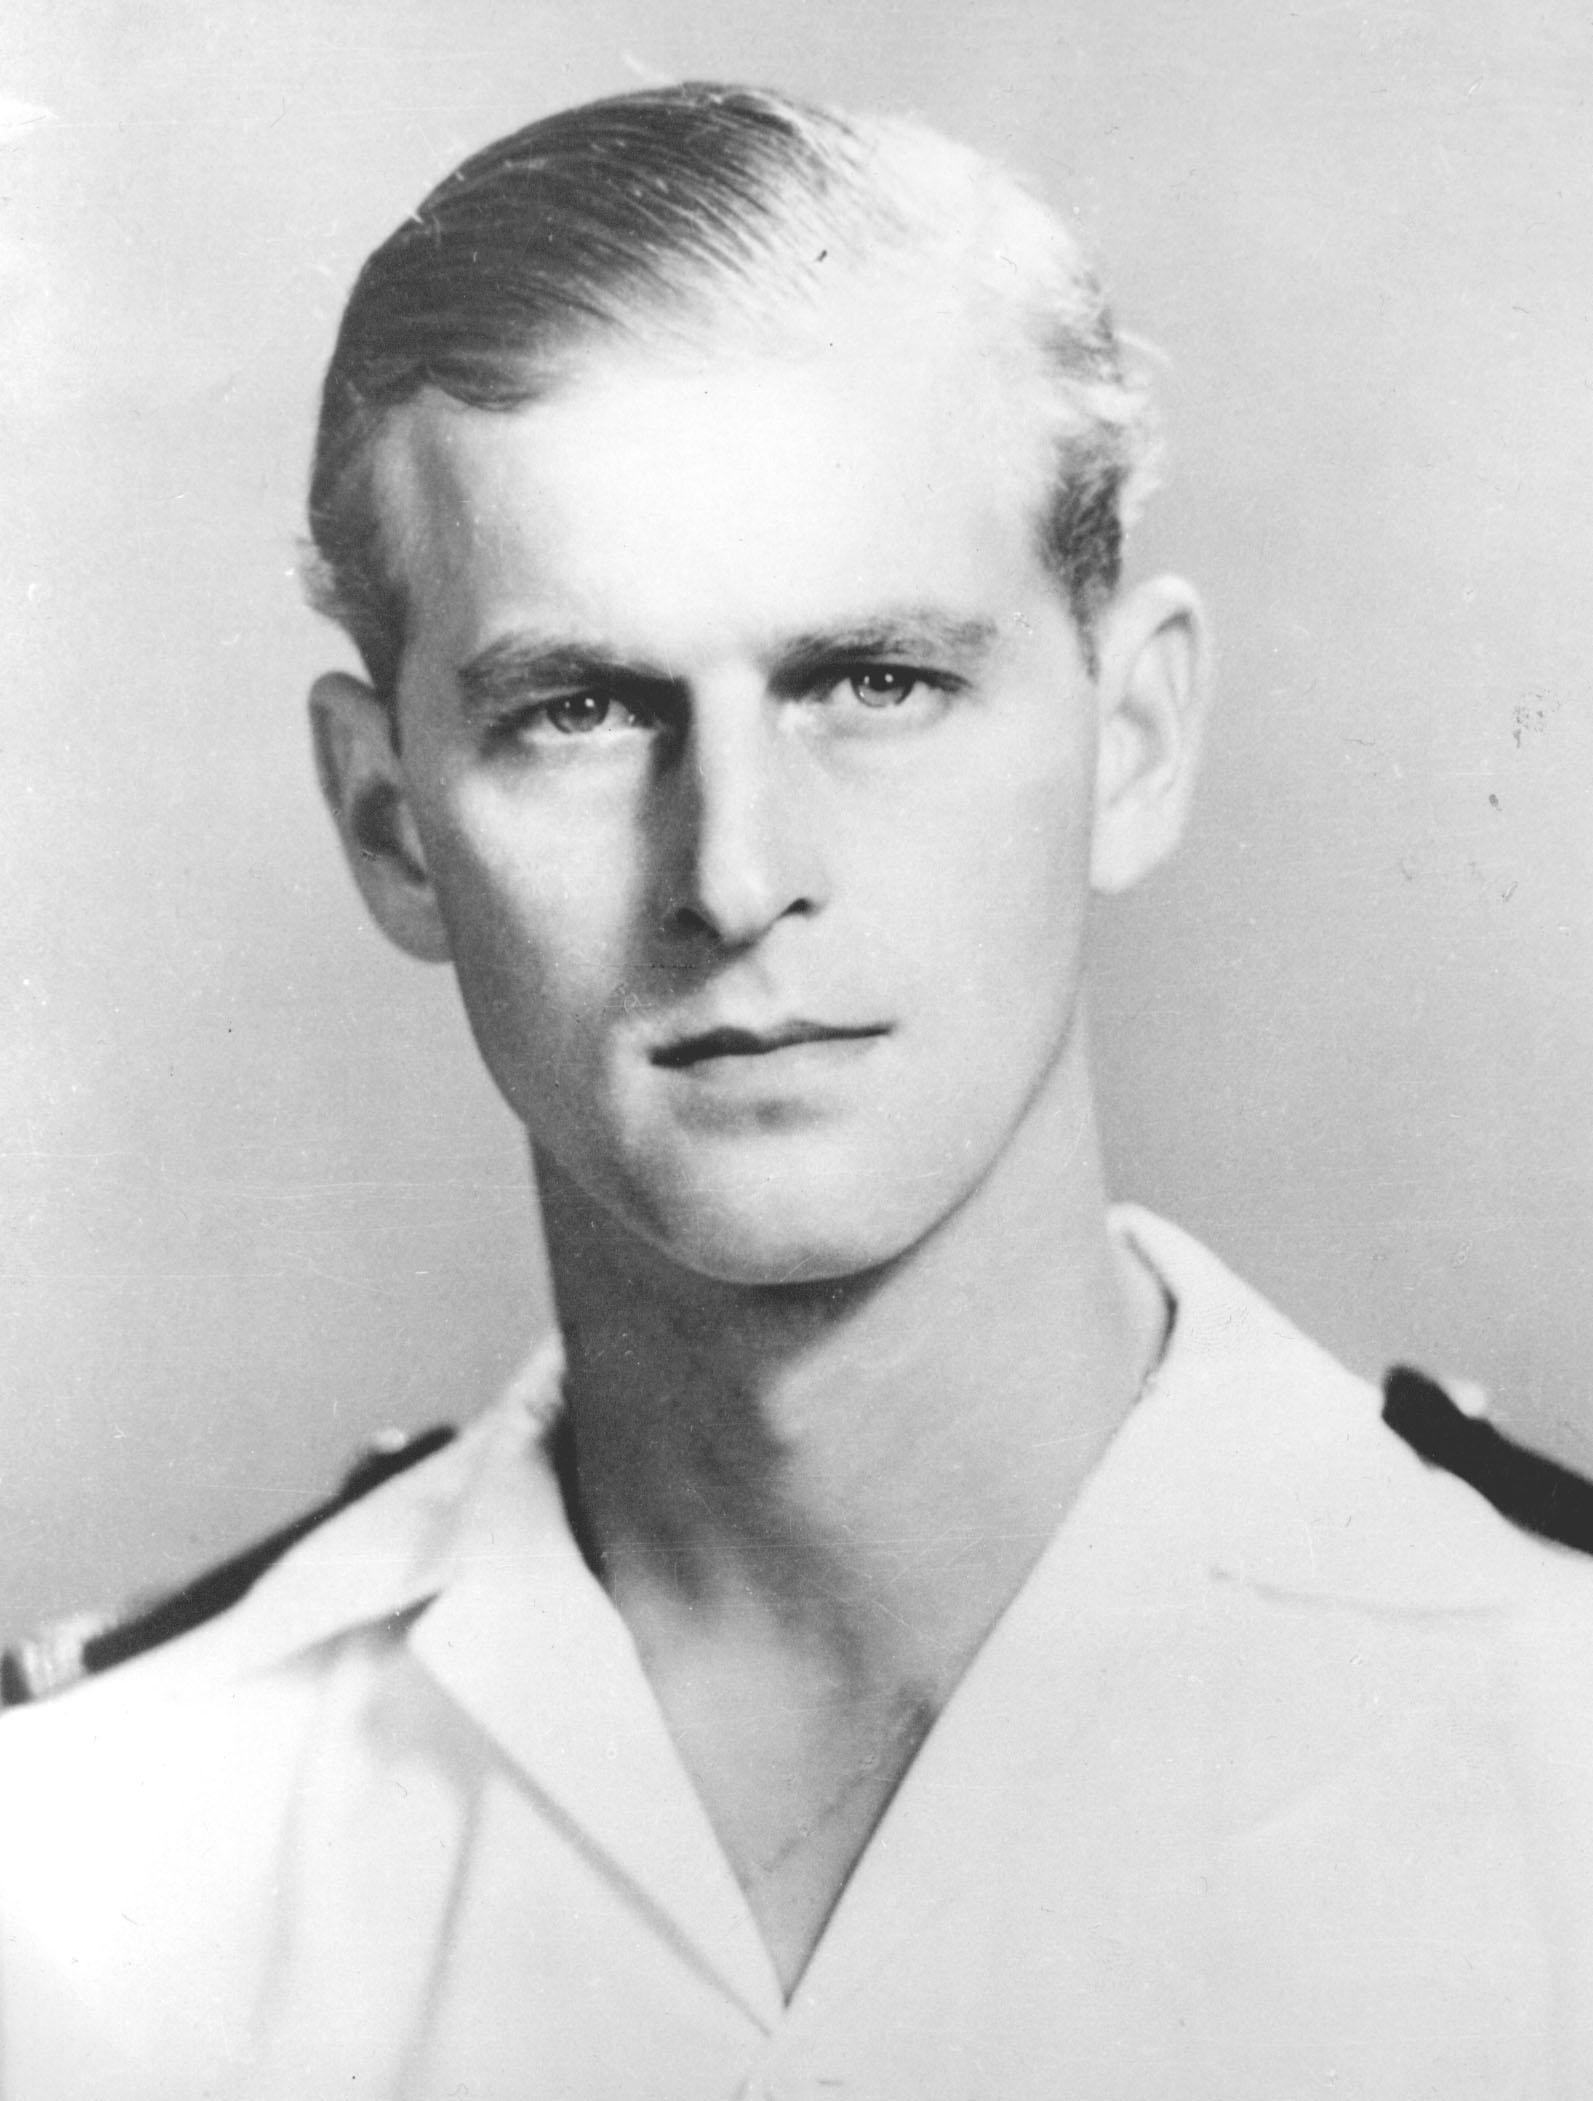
[536,1101,1171,1992]
[636,1627,939,1998]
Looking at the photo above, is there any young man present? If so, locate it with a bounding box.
[4,82,1593,2099]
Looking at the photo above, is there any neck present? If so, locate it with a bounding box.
[535,1035,1165,1707]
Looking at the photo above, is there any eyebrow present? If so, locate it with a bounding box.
[454,607,1003,716]
[769,612,1000,692]
[455,636,679,717]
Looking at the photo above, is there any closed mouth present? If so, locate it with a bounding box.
[650,1023,887,1070]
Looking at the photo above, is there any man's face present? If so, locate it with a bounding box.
[373,303,1109,1285]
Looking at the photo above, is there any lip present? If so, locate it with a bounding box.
[649,1021,889,1071]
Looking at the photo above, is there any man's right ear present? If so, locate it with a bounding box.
[309,672,453,963]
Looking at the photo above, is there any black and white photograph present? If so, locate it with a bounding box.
[1,2,1591,2092]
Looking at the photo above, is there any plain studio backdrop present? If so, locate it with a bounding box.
[0,0,1589,1647]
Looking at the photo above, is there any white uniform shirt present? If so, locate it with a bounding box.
[5,1207,1593,2099]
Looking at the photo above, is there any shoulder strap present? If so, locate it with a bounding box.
[1383,1364,1593,1556]
[0,1424,456,1710]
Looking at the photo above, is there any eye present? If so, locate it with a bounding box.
[545,690,620,735]
[845,667,923,709]
[804,661,960,737]
[495,687,666,749]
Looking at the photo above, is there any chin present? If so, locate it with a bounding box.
[679,1235,887,1289]
[627,1150,955,1289]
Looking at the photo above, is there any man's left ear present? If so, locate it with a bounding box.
[1088,576,1211,896]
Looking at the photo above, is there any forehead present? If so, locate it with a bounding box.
[374,299,1060,664]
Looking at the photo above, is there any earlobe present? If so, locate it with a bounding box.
[1088,577,1211,897]
[308,672,453,963]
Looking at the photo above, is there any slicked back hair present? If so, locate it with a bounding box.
[305,82,1158,705]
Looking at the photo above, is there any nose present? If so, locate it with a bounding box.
[661,691,829,948]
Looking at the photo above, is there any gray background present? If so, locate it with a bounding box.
[1,0,1589,1646]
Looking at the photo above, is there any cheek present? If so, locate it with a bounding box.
[414,790,636,1073]
[1001,778,1095,952]
[886,738,1094,991]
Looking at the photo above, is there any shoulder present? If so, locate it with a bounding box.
[1115,1211,1593,1989]
[1114,1204,1593,1624]
[0,1424,457,1711]
[0,1354,558,1725]
[1382,1361,1593,1559]
[0,1363,568,2088]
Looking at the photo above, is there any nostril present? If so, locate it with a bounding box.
[664,896,722,943]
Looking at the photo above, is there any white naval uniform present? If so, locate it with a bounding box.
[4,1207,1593,2099]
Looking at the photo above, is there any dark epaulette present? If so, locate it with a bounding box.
[0,1423,456,1711]
[1383,1364,1593,1556]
